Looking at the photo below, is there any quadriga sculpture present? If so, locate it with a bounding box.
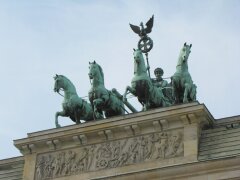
[171,43,197,104]
[88,61,125,119]
[123,49,170,110]
[54,74,94,128]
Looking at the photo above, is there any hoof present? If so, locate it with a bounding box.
[183,99,189,103]
[56,123,61,128]
[123,97,127,103]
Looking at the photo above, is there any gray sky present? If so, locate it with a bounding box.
[0,0,239,159]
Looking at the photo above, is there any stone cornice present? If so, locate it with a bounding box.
[14,102,213,155]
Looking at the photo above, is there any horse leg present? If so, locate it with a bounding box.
[183,83,190,103]
[190,84,197,101]
[93,99,104,119]
[144,101,151,111]
[74,111,81,124]
[94,109,104,119]
[55,111,67,128]
[123,86,130,102]
[123,86,136,102]
[172,78,179,104]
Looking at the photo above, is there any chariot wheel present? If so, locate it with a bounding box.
[138,36,153,53]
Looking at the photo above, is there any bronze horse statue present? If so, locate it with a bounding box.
[88,61,125,119]
[54,74,94,128]
[123,49,170,110]
[171,43,197,104]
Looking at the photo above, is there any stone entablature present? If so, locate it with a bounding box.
[14,102,214,180]
[35,130,183,180]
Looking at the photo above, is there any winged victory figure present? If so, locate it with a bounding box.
[130,15,154,38]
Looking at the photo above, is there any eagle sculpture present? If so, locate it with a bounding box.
[129,15,154,38]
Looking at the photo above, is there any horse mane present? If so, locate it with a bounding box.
[96,63,105,85]
[59,75,69,82]
[58,75,76,90]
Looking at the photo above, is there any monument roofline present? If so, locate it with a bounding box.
[215,115,240,124]
[14,102,213,156]
[29,102,212,137]
[16,102,210,138]
[13,102,240,180]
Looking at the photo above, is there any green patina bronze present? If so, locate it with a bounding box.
[123,49,170,110]
[130,15,154,78]
[152,68,168,88]
[52,16,199,127]
[152,68,174,104]
[54,74,94,128]
[130,15,154,53]
[88,61,125,119]
[171,43,197,104]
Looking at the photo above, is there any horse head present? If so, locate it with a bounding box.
[54,74,64,93]
[177,42,192,66]
[54,74,75,94]
[133,49,147,75]
[88,61,104,85]
[133,48,144,64]
[54,74,94,128]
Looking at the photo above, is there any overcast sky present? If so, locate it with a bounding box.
[0,0,239,159]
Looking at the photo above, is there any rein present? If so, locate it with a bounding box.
[89,78,92,85]
[57,88,89,100]
[57,89,65,97]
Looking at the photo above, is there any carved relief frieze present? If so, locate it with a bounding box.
[35,130,183,180]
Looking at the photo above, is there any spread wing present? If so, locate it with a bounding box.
[129,23,141,35]
[145,15,154,34]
